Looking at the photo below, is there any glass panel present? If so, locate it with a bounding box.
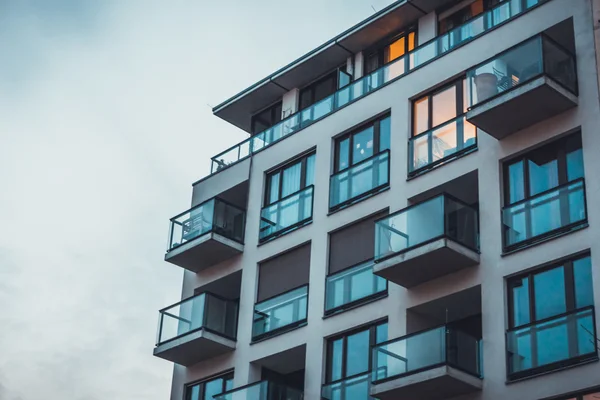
[305,154,316,186]
[413,96,429,136]
[385,36,405,63]
[252,285,308,339]
[325,261,386,312]
[204,378,225,399]
[511,277,530,327]
[338,138,350,171]
[528,158,558,197]
[376,323,388,344]
[330,339,344,382]
[408,116,477,173]
[468,37,543,106]
[507,161,525,204]
[503,180,586,248]
[372,326,481,382]
[346,330,370,376]
[268,173,280,204]
[259,186,314,241]
[186,384,201,400]
[574,256,594,309]
[281,162,302,198]
[567,148,584,182]
[534,266,566,320]
[157,293,238,344]
[507,308,596,376]
[321,372,372,400]
[432,85,457,127]
[352,127,374,165]
[375,195,479,260]
[214,382,303,400]
[168,199,246,250]
[329,151,389,209]
[543,36,577,93]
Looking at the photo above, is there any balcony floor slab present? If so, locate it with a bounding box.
[154,329,236,366]
[165,232,243,272]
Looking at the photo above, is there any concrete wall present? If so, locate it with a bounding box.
[170,0,600,399]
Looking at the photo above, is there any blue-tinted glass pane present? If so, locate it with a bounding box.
[512,277,530,326]
[186,384,201,400]
[338,138,350,171]
[536,316,569,366]
[330,339,344,382]
[269,173,280,204]
[376,323,388,344]
[346,330,370,376]
[508,161,525,203]
[379,117,391,151]
[528,158,558,196]
[534,267,566,320]
[567,148,584,181]
[352,127,374,165]
[305,154,315,186]
[574,256,594,308]
[282,162,302,197]
[204,378,224,399]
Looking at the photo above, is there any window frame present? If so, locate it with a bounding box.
[411,78,466,137]
[264,152,316,207]
[505,253,597,380]
[325,320,388,385]
[184,371,234,400]
[364,28,417,74]
[251,101,283,135]
[299,69,340,112]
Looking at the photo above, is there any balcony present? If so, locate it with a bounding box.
[466,33,577,139]
[409,115,477,176]
[252,285,308,341]
[165,198,246,272]
[373,194,479,288]
[371,326,483,400]
[502,178,587,251]
[322,372,374,400]
[208,0,547,176]
[507,306,597,380]
[154,292,238,366]
[325,260,387,315]
[213,381,303,400]
[259,186,314,242]
[329,150,390,211]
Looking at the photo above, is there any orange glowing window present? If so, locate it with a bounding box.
[384,37,406,63]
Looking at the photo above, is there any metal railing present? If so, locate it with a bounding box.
[167,197,246,251]
[208,0,548,176]
[374,194,479,262]
[156,292,238,345]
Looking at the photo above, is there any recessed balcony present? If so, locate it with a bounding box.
[153,292,238,366]
[373,194,479,288]
[213,381,303,400]
[371,326,483,400]
[466,33,577,139]
[165,197,246,272]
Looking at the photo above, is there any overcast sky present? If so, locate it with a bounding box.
[0,1,394,399]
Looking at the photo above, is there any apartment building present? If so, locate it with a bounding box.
[153,0,600,399]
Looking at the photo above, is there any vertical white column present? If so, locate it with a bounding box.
[418,11,437,44]
[281,88,300,119]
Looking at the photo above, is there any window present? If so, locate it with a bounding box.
[410,78,477,173]
[299,65,350,112]
[502,133,586,250]
[330,115,390,209]
[506,254,597,380]
[438,0,502,34]
[365,30,416,74]
[251,102,282,135]
[324,321,388,399]
[260,152,315,241]
[186,372,234,400]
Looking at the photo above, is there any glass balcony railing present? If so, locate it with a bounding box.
[502,179,586,250]
[252,285,308,340]
[156,292,238,345]
[209,0,547,175]
[467,33,576,108]
[167,198,246,251]
[321,372,374,400]
[507,306,597,379]
[259,186,314,242]
[325,260,387,314]
[375,194,479,262]
[372,326,483,383]
[329,150,390,210]
[409,115,477,174]
[213,381,303,400]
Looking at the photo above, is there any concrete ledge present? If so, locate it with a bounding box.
[165,232,244,272]
[373,238,479,288]
[371,365,482,400]
[154,329,236,367]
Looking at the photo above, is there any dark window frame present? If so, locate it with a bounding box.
[299,67,344,112]
[364,27,417,74]
[506,253,597,380]
[251,101,283,135]
[325,320,388,385]
[264,152,316,207]
[411,77,465,137]
[184,371,234,400]
[437,0,504,35]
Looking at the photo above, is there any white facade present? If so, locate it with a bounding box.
[158,0,600,399]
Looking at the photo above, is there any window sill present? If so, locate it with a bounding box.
[506,356,599,384]
[257,220,313,247]
[250,321,308,344]
[502,222,589,257]
[323,291,388,319]
[407,146,478,181]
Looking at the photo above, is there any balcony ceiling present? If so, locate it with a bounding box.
[213,0,448,133]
